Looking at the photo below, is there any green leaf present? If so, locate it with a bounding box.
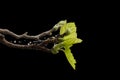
[63,38,82,46]
[60,23,67,35]
[60,22,76,35]
[64,47,76,70]
[51,20,82,70]
[53,20,67,31]
[51,42,64,54]
[51,43,76,69]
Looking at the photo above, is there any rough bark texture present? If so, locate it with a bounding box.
[0,28,59,53]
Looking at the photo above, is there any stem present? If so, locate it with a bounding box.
[0,27,58,53]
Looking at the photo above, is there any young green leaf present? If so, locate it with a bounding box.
[51,20,82,70]
[53,20,67,31]
[64,47,76,70]
[60,22,76,36]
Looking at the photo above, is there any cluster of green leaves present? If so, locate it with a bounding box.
[52,20,82,70]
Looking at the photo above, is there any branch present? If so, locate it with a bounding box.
[0,27,59,53]
[0,28,55,40]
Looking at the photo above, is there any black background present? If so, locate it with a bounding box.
[0,2,102,80]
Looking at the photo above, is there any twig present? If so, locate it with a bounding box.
[0,27,59,53]
[0,28,54,40]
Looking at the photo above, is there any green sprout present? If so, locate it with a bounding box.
[52,20,82,70]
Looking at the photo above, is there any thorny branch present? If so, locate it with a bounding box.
[0,27,60,53]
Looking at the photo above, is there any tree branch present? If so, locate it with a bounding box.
[0,28,54,40]
[0,27,59,53]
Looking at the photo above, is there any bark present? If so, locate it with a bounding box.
[0,28,58,53]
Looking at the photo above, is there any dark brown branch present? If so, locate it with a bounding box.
[0,28,54,40]
[0,27,60,53]
[0,33,52,53]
